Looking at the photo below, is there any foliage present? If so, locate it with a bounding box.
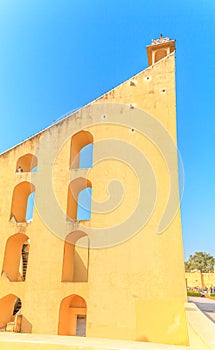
[187,290,202,297]
[206,294,215,299]
[185,252,215,273]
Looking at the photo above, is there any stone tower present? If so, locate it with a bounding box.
[0,37,188,346]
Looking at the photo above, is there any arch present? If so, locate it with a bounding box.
[58,294,87,336]
[67,177,92,221]
[0,294,22,330]
[70,130,93,169]
[16,153,38,172]
[10,181,35,223]
[154,49,167,63]
[61,231,89,282]
[2,233,30,281]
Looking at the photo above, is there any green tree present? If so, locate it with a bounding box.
[185,252,215,273]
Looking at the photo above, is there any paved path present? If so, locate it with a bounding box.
[188,296,215,323]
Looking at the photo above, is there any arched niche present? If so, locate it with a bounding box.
[0,294,22,330]
[16,153,38,172]
[58,294,87,336]
[2,233,30,282]
[61,231,89,282]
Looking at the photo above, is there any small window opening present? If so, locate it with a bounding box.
[26,192,35,222]
[10,182,35,223]
[70,131,93,169]
[77,188,92,221]
[16,154,37,173]
[67,178,92,221]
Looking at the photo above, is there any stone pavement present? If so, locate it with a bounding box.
[188,296,215,323]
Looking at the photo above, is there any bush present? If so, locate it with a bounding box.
[206,294,215,299]
[187,290,202,297]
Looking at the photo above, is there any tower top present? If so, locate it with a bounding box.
[146,34,175,66]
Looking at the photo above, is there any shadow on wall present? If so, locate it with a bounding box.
[67,178,92,221]
[10,182,35,223]
[0,294,32,333]
[62,231,89,282]
[2,233,30,282]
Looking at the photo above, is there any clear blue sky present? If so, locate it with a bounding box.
[0,1,214,260]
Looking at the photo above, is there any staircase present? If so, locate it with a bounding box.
[13,298,22,315]
[22,244,29,281]
[5,298,22,332]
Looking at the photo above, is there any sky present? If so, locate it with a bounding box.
[0,0,214,260]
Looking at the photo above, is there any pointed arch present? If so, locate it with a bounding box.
[67,177,92,221]
[58,294,87,336]
[61,231,89,282]
[16,153,38,172]
[10,181,35,223]
[2,233,30,281]
[70,130,93,169]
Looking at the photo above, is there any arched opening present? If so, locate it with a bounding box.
[154,49,167,63]
[61,231,89,282]
[77,187,92,220]
[26,192,35,222]
[67,178,92,221]
[70,130,93,169]
[79,144,93,168]
[10,181,35,223]
[2,233,30,281]
[16,153,38,172]
[58,294,87,336]
[0,294,22,331]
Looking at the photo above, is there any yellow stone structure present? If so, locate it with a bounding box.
[0,37,188,346]
[186,271,215,290]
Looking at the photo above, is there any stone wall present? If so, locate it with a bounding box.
[185,271,215,289]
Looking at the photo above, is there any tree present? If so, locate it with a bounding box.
[185,252,215,273]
